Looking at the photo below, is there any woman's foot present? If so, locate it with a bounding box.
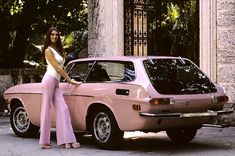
[71,142,81,148]
[42,144,52,149]
[65,143,71,149]
[64,142,81,149]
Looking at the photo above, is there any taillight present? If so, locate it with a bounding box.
[212,95,228,103]
[149,98,174,105]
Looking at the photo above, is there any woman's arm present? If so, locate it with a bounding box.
[44,49,74,83]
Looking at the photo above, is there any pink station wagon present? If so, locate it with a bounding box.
[4,56,233,149]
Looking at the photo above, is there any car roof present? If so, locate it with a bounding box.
[69,56,187,63]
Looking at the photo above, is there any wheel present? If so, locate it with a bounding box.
[91,107,124,149]
[166,128,197,143]
[10,104,39,138]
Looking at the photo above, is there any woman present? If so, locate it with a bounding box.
[39,26,80,149]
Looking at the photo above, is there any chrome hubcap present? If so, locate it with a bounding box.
[93,112,111,143]
[13,107,30,133]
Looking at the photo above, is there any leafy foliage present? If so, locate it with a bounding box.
[0,0,87,68]
[148,0,199,64]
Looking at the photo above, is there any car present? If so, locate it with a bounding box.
[4,56,233,149]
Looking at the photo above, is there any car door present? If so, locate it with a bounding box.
[66,60,95,130]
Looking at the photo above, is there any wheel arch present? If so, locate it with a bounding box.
[86,103,121,132]
[9,97,39,126]
[9,98,39,138]
[10,98,25,111]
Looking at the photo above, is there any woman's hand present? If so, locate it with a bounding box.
[69,79,82,85]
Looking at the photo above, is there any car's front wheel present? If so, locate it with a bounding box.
[166,128,197,143]
[91,107,124,149]
[10,104,39,138]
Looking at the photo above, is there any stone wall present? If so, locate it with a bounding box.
[217,0,235,124]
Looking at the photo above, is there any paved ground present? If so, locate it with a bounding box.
[1,115,235,156]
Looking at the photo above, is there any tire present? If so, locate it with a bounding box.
[91,107,124,149]
[166,128,197,143]
[10,104,39,138]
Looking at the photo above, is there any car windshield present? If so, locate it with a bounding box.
[143,58,217,94]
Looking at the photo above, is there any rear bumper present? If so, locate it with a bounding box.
[139,108,234,119]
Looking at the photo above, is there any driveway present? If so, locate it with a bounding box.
[0,116,235,156]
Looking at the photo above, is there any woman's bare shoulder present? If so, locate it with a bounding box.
[45,48,53,55]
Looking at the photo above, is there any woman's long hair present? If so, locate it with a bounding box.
[41,26,65,63]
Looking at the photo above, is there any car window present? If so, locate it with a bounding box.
[144,58,217,94]
[86,61,135,82]
[68,61,94,81]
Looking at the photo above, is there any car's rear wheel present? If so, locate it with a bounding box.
[91,107,124,149]
[10,104,39,138]
[166,128,197,143]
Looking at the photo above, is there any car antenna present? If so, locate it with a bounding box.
[178,56,186,64]
[147,57,155,65]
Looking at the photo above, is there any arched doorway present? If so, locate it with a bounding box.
[124,0,199,65]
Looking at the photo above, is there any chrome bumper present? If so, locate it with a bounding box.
[139,108,234,119]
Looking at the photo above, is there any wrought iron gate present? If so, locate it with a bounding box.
[124,0,199,64]
[124,0,149,56]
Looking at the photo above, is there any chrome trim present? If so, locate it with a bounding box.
[217,108,234,115]
[139,108,234,119]
[203,123,230,128]
[63,94,95,98]
[5,92,95,98]
[4,92,43,95]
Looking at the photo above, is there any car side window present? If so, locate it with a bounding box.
[86,61,135,82]
[68,61,94,81]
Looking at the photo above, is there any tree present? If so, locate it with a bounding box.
[147,0,199,64]
[0,0,87,68]
[160,0,199,64]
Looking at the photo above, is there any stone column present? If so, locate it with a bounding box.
[88,0,124,57]
[199,0,217,82]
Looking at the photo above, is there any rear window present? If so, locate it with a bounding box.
[143,58,217,94]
